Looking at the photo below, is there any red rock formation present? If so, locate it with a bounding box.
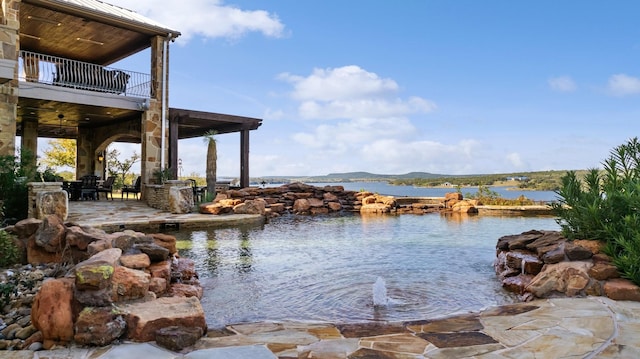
[31,278,76,349]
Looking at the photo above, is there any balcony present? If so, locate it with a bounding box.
[19,50,151,99]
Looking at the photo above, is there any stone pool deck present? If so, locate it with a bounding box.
[15,200,636,358]
[1,297,639,358]
[64,198,265,232]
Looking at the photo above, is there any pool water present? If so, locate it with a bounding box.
[173,213,559,328]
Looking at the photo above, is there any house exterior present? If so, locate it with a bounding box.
[0,0,262,196]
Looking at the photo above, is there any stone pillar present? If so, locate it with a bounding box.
[20,118,37,167]
[141,36,169,194]
[76,131,93,178]
[0,0,19,157]
[27,182,68,220]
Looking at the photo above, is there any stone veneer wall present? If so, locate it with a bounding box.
[0,0,19,156]
[145,184,166,210]
[27,182,67,220]
[146,180,191,212]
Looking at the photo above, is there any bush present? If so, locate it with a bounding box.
[0,230,20,268]
[0,150,60,225]
[553,137,640,285]
[465,184,536,206]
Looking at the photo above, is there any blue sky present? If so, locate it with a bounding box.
[98,1,640,177]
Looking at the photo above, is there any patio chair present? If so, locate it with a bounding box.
[187,179,206,203]
[97,176,116,200]
[80,175,98,200]
[121,176,141,200]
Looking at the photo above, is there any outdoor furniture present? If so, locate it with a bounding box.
[187,179,206,203]
[121,176,141,200]
[97,176,116,200]
[80,175,98,200]
[54,62,130,94]
[62,180,83,200]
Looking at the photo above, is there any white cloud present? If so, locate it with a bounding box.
[548,76,576,92]
[278,65,399,101]
[607,74,640,96]
[292,117,416,153]
[278,65,436,120]
[105,0,286,42]
[298,98,436,120]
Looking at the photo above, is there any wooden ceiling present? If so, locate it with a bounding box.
[17,98,140,140]
[19,1,159,65]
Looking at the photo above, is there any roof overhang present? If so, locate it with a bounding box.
[21,0,180,65]
[170,108,263,139]
[24,0,180,37]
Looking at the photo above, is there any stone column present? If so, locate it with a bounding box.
[20,118,37,167]
[0,0,19,157]
[141,35,169,195]
[76,131,93,178]
[28,182,68,220]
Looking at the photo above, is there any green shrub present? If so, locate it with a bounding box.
[0,282,16,307]
[0,150,59,224]
[553,137,640,284]
[465,184,536,206]
[0,230,20,268]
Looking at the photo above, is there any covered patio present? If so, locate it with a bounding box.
[9,0,263,200]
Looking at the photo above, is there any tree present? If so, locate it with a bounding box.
[203,130,217,196]
[106,148,140,189]
[41,139,76,169]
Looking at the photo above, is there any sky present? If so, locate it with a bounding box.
[54,1,640,178]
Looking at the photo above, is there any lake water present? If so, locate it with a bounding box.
[307,181,558,202]
[175,212,559,328]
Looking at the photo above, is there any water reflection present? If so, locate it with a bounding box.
[175,214,560,328]
[440,212,479,224]
[235,227,253,273]
[174,226,256,276]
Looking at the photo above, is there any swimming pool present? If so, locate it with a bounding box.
[173,213,559,328]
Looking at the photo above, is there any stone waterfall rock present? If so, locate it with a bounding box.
[35,190,68,221]
[34,214,66,253]
[525,261,593,298]
[111,265,151,302]
[74,307,127,346]
[31,277,76,349]
[118,296,207,342]
[233,198,267,215]
[155,325,204,351]
[168,186,194,214]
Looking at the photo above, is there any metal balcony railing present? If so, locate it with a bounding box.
[19,50,151,98]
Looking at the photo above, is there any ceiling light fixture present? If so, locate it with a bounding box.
[19,33,41,40]
[55,113,65,135]
[76,37,104,46]
[26,15,61,26]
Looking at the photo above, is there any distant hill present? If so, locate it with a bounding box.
[255,171,452,183]
[325,171,447,180]
[251,169,582,191]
